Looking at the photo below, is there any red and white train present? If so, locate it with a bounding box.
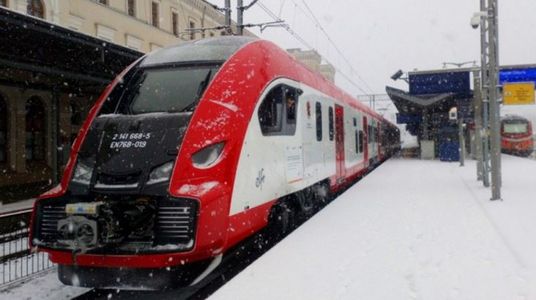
[501,115,534,157]
[30,37,400,288]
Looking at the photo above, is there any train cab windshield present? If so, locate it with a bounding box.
[110,64,220,115]
[69,63,220,196]
[503,123,528,134]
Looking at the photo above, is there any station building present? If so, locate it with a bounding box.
[287,48,336,83]
[0,0,238,202]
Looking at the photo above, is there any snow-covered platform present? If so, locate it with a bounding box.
[212,156,536,300]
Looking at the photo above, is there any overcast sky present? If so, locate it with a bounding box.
[210,0,536,96]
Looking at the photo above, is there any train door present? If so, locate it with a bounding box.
[335,105,345,182]
[377,123,382,161]
[363,116,368,164]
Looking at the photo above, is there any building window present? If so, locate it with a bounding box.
[315,102,322,141]
[171,11,178,36]
[189,21,196,40]
[127,0,135,17]
[151,2,159,28]
[96,24,116,42]
[27,0,44,19]
[209,32,215,37]
[25,97,46,162]
[126,34,143,51]
[0,96,7,163]
[0,0,7,7]
[98,0,107,5]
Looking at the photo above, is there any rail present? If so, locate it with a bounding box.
[0,209,54,287]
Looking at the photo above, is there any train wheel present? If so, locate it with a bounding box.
[314,182,331,207]
[267,201,296,241]
[296,190,315,221]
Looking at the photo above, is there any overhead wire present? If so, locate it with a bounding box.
[297,0,375,94]
[256,1,373,96]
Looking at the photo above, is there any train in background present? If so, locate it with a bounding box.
[501,115,534,157]
[30,37,400,289]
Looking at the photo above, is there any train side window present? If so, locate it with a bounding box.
[359,131,364,153]
[285,87,297,123]
[258,85,283,135]
[355,129,359,154]
[315,102,322,141]
[328,106,334,141]
[259,84,300,136]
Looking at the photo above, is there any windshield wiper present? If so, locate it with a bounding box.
[181,69,213,112]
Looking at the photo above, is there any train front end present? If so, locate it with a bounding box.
[501,116,534,157]
[29,37,257,289]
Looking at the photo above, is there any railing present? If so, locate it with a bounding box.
[0,210,54,287]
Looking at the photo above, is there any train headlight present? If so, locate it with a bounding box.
[148,161,174,184]
[72,161,93,185]
[191,142,225,169]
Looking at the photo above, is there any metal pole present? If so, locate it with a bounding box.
[237,0,244,35]
[480,0,490,188]
[459,118,465,166]
[473,71,484,180]
[225,0,232,35]
[488,0,501,200]
[458,118,465,167]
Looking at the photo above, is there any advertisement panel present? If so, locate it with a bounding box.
[409,71,471,96]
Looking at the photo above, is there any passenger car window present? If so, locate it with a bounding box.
[316,102,322,141]
[355,129,359,154]
[359,131,364,153]
[328,106,334,141]
[259,84,300,136]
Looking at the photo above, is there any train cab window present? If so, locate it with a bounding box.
[259,84,300,136]
[328,106,334,141]
[315,102,322,141]
[100,64,220,116]
[359,131,364,153]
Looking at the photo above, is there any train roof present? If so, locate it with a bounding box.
[140,36,393,127]
[141,36,257,67]
[502,115,530,122]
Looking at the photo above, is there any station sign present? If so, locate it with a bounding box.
[409,71,471,96]
[500,67,536,85]
[396,113,421,124]
[502,82,535,105]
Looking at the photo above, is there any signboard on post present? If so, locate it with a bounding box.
[502,82,535,105]
[409,71,471,96]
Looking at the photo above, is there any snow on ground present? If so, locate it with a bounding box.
[4,156,536,299]
[0,268,88,300]
[211,155,536,300]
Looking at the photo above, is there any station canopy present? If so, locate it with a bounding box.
[0,7,142,94]
[386,68,474,125]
